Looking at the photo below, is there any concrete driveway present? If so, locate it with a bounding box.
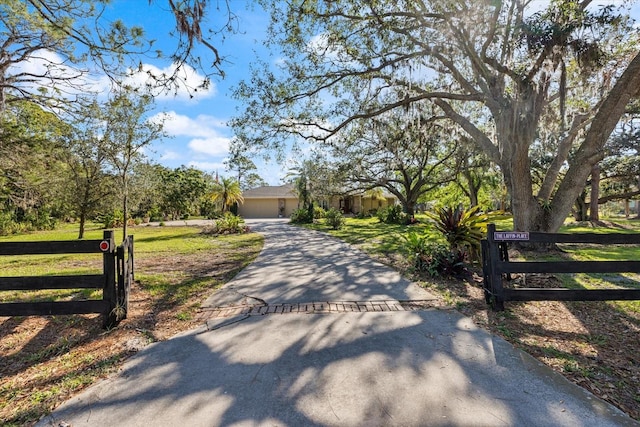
[38,220,637,426]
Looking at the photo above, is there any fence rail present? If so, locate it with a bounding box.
[0,230,133,328]
[481,223,640,310]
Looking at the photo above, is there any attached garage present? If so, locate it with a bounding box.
[238,185,299,218]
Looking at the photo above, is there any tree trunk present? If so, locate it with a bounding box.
[589,164,600,221]
[574,191,588,221]
[462,169,479,207]
[78,211,86,239]
[122,177,128,242]
[493,83,542,232]
[625,199,630,218]
[547,51,640,232]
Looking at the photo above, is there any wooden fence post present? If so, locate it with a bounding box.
[102,230,117,328]
[486,224,505,311]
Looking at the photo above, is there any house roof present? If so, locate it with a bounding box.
[242,184,298,199]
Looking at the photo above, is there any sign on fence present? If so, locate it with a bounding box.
[493,231,530,241]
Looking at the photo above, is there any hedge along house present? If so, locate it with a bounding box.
[237,184,299,218]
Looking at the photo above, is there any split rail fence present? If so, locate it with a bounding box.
[481,223,640,310]
[0,230,133,328]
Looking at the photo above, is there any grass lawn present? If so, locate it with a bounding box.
[0,222,263,426]
[305,214,640,420]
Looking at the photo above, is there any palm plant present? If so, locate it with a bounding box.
[209,177,244,213]
[427,205,510,262]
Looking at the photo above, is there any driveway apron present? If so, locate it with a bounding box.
[39,220,638,427]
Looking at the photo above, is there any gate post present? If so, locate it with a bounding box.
[102,230,117,328]
[486,224,505,311]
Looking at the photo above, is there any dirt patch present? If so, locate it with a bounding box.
[415,270,640,421]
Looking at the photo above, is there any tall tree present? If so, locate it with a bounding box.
[103,88,166,240]
[0,100,68,229]
[160,166,211,219]
[59,101,116,238]
[233,0,640,232]
[336,106,460,217]
[224,143,267,190]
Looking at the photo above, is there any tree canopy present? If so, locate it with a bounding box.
[232,0,640,232]
[0,0,235,113]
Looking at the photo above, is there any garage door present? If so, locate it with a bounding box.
[238,199,279,218]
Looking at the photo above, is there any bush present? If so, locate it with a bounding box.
[427,205,510,262]
[97,210,124,228]
[417,242,468,278]
[290,208,313,224]
[376,205,407,224]
[314,206,326,219]
[148,206,163,222]
[402,230,468,278]
[402,230,430,259]
[324,208,345,230]
[205,212,248,235]
[0,211,19,236]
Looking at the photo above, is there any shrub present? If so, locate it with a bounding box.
[376,205,407,224]
[427,205,509,262]
[402,230,430,259]
[0,211,19,236]
[97,210,124,228]
[324,208,345,230]
[417,243,468,278]
[313,206,326,219]
[290,208,313,224]
[212,212,248,234]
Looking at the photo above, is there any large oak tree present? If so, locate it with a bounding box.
[233,0,640,232]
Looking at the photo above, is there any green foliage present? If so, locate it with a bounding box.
[215,212,246,234]
[324,208,345,230]
[0,211,19,236]
[428,205,510,261]
[208,177,244,213]
[402,230,430,258]
[208,213,248,235]
[314,206,326,219]
[97,210,124,229]
[376,205,407,225]
[290,208,314,224]
[159,166,211,220]
[401,231,467,277]
[418,243,468,278]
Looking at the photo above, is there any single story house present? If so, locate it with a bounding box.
[238,184,398,218]
[237,184,299,218]
[325,191,398,215]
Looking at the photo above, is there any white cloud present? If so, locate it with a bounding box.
[157,111,227,138]
[160,150,181,161]
[188,161,226,172]
[188,136,230,156]
[12,49,215,103]
[155,111,232,159]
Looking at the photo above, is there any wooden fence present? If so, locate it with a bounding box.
[0,230,133,328]
[481,223,640,311]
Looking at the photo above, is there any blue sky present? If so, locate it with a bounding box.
[103,1,283,184]
[97,1,639,186]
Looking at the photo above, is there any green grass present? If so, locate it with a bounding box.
[0,224,263,304]
[305,215,442,257]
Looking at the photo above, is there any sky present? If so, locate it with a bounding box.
[93,1,639,187]
[102,1,283,184]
